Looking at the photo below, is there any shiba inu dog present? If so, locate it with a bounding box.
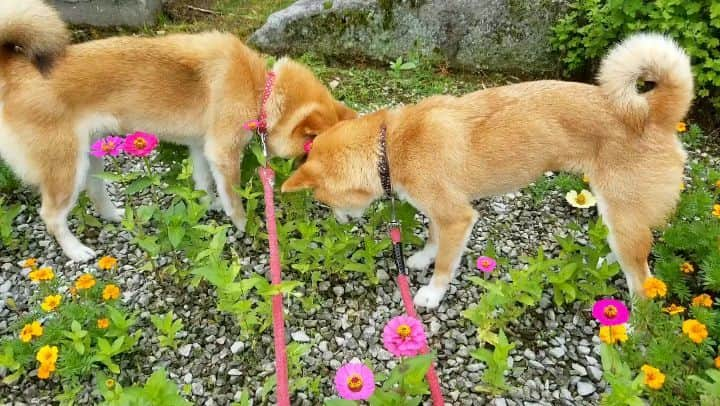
[0,0,355,261]
[282,33,693,308]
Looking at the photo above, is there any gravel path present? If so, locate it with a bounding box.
[0,159,614,406]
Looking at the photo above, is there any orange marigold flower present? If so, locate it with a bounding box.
[20,258,38,269]
[662,304,685,315]
[643,277,667,299]
[680,262,694,274]
[692,294,713,308]
[713,204,720,218]
[641,365,666,390]
[715,356,720,369]
[37,363,54,380]
[682,319,709,344]
[97,256,118,270]
[598,324,629,345]
[102,284,121,301]
[97,318,110,329]
[36,345,58,366]
[40,295,62,312]
[715,179,720,189]
[75,273,96,290]
[69,286,78,297]
[676,122,687,133]
[28,267,54,282]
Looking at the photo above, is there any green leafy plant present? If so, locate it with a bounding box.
[470,329,515,393]
[96,368,191,405]
[0,257,140,397]
[150,311,185,350]
[389,57,418,75]
[0,197,22,248]
[552,0,720,108]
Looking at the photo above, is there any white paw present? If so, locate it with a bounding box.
[407,250,435,271]
[413,284,447,309]
[233,216,247,233]
[63,240,97,262]
[100,207,124,223]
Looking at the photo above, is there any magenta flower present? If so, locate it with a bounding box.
[476,256,497,273]
[334,362,375,400]
[592,299,630,326]
[90,136,124,158]
[123,132,158,157]
[382,315,427,357]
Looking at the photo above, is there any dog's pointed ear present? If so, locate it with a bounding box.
[334,100,357,121]
[281,163,318,193]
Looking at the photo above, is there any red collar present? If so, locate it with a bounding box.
[244,71,277,134]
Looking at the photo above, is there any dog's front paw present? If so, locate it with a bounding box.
[101,207,124,223]
[413,284,447,309]
[407,250,435,271]
[232,216,247,233]
[63,241,97,262]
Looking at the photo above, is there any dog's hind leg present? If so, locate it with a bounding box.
[39,142,96,262]
[596,195,653,297]
[414,204,478,308]
[86,156,123,222]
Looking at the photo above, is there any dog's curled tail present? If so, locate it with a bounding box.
[598,33,693,133]
[0,0,69,72]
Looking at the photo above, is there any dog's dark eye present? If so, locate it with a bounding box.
[636,80,656,93]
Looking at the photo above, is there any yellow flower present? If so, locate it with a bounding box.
[662,304,685,315]
[105,379,116,389]
[21,258,38,269]
[29,321,43,337]
[715,179,720,189]
[598,324,629,345]
[715,356,720,369]
[680,262,694,274]
[682,319,709,344]
[713,204,720,219]
[643,277,667,299]
[40,294,62,312]
[97,318,110,329]
[28,267,54,282]
[69,286,78,297]
[565,189,597,208]
[75,273,96,290]
[19,325,34,343]
[37,362,54,380]
[97,256,118,271]
[582,174,590,183]
[692,294,713,308]
[36,345,58,366]
[102,284,121,301]
[676,122,687,133]
[680,182,685,191]
[641,365,666,390]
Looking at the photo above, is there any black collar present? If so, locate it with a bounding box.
[377,124,392,197]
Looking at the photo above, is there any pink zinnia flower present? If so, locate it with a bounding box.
[123,132,158,157]
[243,120,260,131]
[592,299,629,326]
[476,256,497,273]
[90,136,124,158]
[334,362,375,400]
[382,315,427,357]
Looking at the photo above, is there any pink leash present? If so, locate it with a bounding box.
[390,228,445,405]
[259,166,291,406]
[251,71,291,406]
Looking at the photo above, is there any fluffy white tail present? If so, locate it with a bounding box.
[0,0,69,72]
[598,33,693,132]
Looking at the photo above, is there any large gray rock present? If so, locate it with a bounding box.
[250,0,569,76]
[49,0,162,27]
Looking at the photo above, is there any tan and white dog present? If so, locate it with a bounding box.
[0,0,355,261]
[282,33,693,308]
